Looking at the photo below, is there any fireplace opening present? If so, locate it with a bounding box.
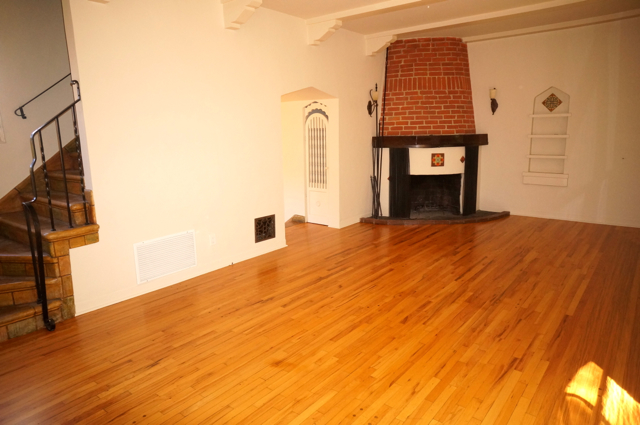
[410,174,462,218]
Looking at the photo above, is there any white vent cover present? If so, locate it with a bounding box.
[134,230,197,284]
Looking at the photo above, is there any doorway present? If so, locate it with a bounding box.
[281,87,339,228]
[304,102,329,225]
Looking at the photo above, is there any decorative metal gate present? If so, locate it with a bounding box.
[304,103,329,225]
[307,115,327,190]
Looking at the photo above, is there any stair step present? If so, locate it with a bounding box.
[0,237,54,263]
[0,299,62,325]
[0,236,64,279]
[48,170,86,195]
[48,170,81,179]
[0,276,63,307]
[0,213,99,256]
[0,299,63,340]
[20,190,92,226]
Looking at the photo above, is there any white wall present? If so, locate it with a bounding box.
[62,0,384,314]
[469,17,640,228]
[0,0,73,195]
[281,100,307,221]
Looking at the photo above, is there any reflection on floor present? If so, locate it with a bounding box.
[564,362,640,424]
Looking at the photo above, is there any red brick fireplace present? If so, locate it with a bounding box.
[362,37,509,224]
[381,37,476,136]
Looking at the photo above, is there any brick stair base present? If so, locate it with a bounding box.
[0,299,63,342]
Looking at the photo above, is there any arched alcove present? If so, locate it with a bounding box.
[523,87,571,187]
[281,87,339,228]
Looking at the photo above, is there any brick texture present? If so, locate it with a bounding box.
[381,38,476,136]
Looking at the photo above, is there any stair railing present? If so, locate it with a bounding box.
[22,204,55,331]
[25,80,89,232]
[22,79,88,332]
[15,73,72,120]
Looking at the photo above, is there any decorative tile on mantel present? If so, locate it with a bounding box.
[432,153,445,167]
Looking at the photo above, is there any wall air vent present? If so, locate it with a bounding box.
[134,230,197,284]
[255,215,275,243]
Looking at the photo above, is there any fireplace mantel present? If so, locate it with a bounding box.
[373,134,488,149]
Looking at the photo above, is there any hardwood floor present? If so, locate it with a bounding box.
[1,216,639,424]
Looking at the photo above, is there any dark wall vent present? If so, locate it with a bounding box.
[255,215,275,243]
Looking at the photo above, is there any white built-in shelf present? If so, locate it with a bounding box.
[523,87,571,187]
[523,172,568,187]
[523,172,568,178]
[529,113,572,118]
[527,155,567,159]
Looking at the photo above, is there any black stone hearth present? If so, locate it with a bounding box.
[361,210,510,225]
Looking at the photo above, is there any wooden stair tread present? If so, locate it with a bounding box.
[21,191,87,210]
[0,212,99,242]
[48,170,82,180]
[0,276,59,292]
[0,276,34,286]
[0,237,54,263]
[0,299,62,326]
[0,275,28,283]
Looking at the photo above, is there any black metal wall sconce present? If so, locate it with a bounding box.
[367,84,379,122]
[490,88,498,115]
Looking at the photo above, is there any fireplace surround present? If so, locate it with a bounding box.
[381,133,485,217]
[362,37,509,224]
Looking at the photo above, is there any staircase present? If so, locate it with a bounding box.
[0,140,99,342]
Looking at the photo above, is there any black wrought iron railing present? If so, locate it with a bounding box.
[22,204,55,331]
[22,79,89,331]
[15,73,72,120]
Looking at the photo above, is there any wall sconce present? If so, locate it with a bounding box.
[490,88,498,115]
[367,84,379,118]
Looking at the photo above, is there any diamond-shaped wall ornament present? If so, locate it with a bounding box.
[432,153,445,167]
[542,93,563,112]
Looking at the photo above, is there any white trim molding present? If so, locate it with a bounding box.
[365,35,398,56]
[221,0,262,30]
[307,20,342,46]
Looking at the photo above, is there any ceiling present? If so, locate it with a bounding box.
[261,0,640,42]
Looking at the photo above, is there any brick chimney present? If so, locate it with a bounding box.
[381,37,476,136]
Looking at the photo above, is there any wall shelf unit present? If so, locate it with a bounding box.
[523,88,571,187]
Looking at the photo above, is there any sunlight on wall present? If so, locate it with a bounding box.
[564,361,640,424]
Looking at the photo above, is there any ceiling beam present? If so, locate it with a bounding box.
[463,9,640,43]
[306,0,444,46]
[365,0,586,39]
[221,0,262,30]
[306,0,444,25]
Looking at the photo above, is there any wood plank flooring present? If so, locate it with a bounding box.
[1,216,639,424]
